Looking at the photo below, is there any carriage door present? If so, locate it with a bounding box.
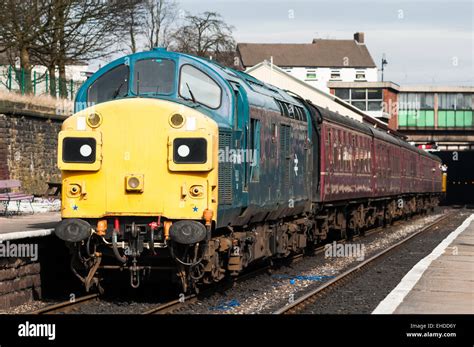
[229,82,248,205]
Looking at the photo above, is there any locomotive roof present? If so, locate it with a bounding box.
[314,104,441,162]
[201,56,304,106]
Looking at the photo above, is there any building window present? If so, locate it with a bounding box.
[335,89,349,99]
[330,70,341,80]
[334,88,383,112]
[399,93,434,111]
[420,93,434,109]
[351,89,366,100]
[367,89,382,100]
[438,93,473,110]
[305,70,317,80]
[438,93,455,110]
[367,100,382,111]
[355,71,366,80]
[352,101,366,110]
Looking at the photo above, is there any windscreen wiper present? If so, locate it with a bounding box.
[185,82,197,103]
[112,79,127,99]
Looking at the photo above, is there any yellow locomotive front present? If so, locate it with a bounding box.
[55,97,219,291]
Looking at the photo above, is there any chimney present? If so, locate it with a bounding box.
[354,32,365,44]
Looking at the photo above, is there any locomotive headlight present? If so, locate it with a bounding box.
[128,177,140,189]
[86,112,102,128]
[79,144,93,157]
[177,144,190,158]
[125,174,144,192]
[168,133,213,172]
[173,138,207,164]
[58,130,102,171]
[62,137,96,163]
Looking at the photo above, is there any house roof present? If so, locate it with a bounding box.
[237,39,376,69]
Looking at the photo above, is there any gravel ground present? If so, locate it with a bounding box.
[65,299,165,314]
[172,209,456,314]
[1,300,51,314]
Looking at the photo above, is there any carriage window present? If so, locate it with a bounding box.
[88,64,129,104]
[134,58,175,95]
[179,65,222,109]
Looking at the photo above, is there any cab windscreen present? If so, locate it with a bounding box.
[62,137,96,163]
[173,138,207,164]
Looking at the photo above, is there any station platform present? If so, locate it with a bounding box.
[0,212,60,241]
[373,214,474,314]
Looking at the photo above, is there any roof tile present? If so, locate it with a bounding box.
[237,39,376,68]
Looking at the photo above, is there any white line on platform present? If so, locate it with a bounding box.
[372,213,474,314]
[0,228,54,241]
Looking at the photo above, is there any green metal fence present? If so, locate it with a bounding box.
[0,65,83,100]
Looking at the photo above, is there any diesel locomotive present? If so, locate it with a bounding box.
[54,48,443,293]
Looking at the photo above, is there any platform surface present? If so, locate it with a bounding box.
[374,214,474,314]
[0,212,60,240]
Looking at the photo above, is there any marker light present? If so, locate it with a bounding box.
[87,112,102,128]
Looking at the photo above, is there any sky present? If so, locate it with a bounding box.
[99,0,474,86]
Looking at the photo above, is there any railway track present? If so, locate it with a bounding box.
[31,293,100,315]
[31,211,447,315]
[272,211,452,314]
[141,212,441,314]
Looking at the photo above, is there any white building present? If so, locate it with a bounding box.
[237,32,378,93]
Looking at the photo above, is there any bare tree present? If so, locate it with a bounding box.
[120,0,147,53]
[34,0,137,97]
[55,0,129,97]
[171,11,235,64]
[30,0,66,96]
[0,0,53,94]
[144,0,178,50]
[1,0,136,97]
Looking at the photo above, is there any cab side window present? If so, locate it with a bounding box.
[179,65,222,109]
